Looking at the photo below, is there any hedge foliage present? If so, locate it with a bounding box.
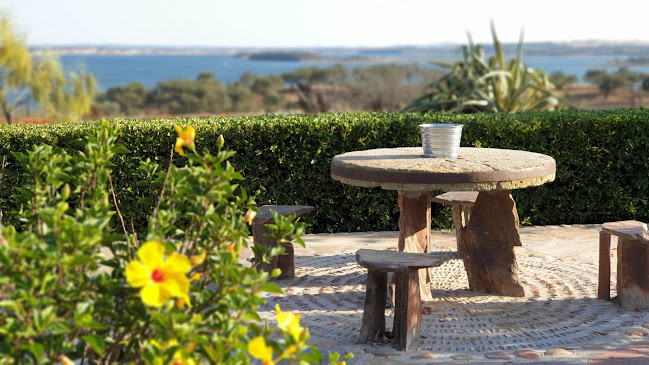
[1,109,649,234]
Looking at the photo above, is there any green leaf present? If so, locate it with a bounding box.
[75,301,92,316]
[28,342,44,359]
[113,144,130,154]
[185,153,203,164]
[242,311,262,322]
[85,319,108,330]
[99,259,120,268]
[45,321,71,335]
[299,345,322,363]
[137,197,154,205]
[261,281,284,294]
[149,311,171,328]
[0,300,21,313]
[82,334,105,357]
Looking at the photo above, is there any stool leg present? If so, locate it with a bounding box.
[359,269,387,342]
[392,270,421,351]
[617,237,649,309]
[276,242,295,279]
[598,231,611,300]
[252,223,279,275]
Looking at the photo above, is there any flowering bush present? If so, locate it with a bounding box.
[0,121,351,364]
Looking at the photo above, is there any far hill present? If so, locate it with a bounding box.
[235,51,326,61]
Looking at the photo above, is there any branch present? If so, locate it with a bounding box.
[11,88,32,109]
[108,173,130,247]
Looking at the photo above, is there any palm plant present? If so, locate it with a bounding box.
[403,23,571,113]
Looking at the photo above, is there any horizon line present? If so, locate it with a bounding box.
[28,39,649,49]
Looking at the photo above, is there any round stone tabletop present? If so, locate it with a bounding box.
[330,147,556,191]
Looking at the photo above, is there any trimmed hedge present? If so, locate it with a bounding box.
[1,109,649,234]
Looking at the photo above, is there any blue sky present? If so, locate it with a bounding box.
[2,0,648,47]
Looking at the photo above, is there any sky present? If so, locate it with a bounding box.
[1,0,648,48]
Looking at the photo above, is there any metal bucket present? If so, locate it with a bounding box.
[419,123,463,158]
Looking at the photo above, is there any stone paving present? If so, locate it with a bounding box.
[246,224,649,364]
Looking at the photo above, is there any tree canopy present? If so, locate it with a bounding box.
[583,67,649,98]
[0,17,96,124]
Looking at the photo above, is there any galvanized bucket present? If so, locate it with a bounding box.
[419,123,463,158]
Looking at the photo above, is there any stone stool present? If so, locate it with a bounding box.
[252,205,313,279]
[599,220,649,309]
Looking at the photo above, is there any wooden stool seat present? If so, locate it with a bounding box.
[599,220,649,309]
[252,205,313,279]
[601,221,649,241]
[432,191,478,255]
[431,191,479,206]
[355,249,459,350]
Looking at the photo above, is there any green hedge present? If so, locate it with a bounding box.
[1,109,649,234]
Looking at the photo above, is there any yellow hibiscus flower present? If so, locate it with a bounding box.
[248,336,274,365]
[243,209,257,225]
[126,241,191,307]
[174,124,196,156]
[275,304,305,341]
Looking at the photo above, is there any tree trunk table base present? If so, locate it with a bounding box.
[457,190,525,297]
[397,191,433,302]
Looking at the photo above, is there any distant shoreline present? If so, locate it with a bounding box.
[31,47,238,56]
[29,40,649,58]
[33,47,446,63]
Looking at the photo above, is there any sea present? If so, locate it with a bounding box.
[58,50,649,92]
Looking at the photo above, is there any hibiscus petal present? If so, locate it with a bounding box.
[125,261,150,288]
[138,241,164,268]
[175,138,185,155]
[164,253,191,274]
[140,282,165,307]
[248,336,272,362]
[190,252,206,266]
[184,126,196,146]
[160,273,190,297]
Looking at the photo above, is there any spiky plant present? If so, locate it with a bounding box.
[403,22,571,113]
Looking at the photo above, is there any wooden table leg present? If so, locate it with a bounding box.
[457,190,525,297]
[451,204,471,257]
[598,231,611,300]
[397,190,433,301]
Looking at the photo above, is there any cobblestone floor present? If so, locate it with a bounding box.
[247,224,649,364]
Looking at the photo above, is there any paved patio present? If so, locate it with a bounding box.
[244,224,649,364]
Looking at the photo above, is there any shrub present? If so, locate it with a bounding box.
[0,122,351,363]
[403,23,570,113]
[1,109,649,234]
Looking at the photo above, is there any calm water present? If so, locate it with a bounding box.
[60,52,649,92]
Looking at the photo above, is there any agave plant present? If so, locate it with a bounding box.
[403,22,571,113]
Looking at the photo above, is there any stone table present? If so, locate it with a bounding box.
[331,147,556,300]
